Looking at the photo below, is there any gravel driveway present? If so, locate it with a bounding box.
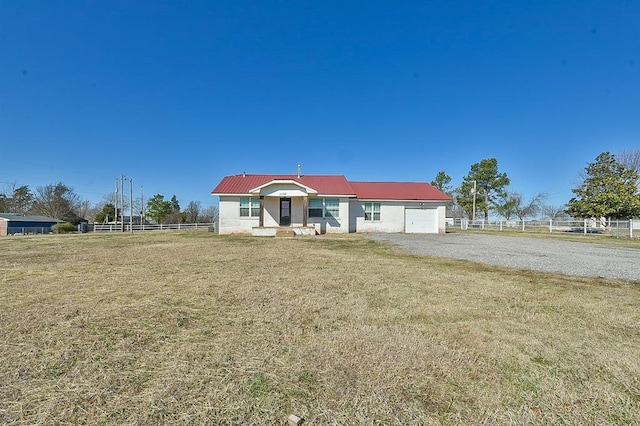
[369,233,640,282]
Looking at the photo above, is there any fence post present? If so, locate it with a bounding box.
[584,219,587,235]
[549,218,552,233]
[522,220,525,232]
[631,219,634,238]
[500,220,503,231]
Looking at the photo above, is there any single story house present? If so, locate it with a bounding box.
[211,174,451,235]
[0,214,62,236]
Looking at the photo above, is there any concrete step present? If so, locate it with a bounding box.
[275,228,295,237]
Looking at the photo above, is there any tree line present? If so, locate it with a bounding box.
[3,150,638,225]
[0,183,218,225]
[431,150,640,221]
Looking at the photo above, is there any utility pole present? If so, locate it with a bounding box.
[472,180,477,225]
[120,175,125,232]
[129,177,133,233]
[114,178,119,227]
[140,185,145,231]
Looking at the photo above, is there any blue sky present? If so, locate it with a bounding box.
[1,1,639,210]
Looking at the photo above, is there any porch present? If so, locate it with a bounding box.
[250,179,318,231]
[252,225,319,237]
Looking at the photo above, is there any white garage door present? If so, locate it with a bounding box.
[405,208,438,233]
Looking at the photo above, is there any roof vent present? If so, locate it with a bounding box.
[297,164,301,178]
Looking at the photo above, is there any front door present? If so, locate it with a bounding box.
[279,198,291,226]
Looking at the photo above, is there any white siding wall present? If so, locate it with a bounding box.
[306,198,350,233]
[350,200,405,233]
[436,205,446,234]
[218,196,258,234]
[291,198,304,226]
[263,197,279,227]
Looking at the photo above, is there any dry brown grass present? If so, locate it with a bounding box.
[1,232,639,425]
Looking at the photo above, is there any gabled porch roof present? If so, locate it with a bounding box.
[212,174,356,196]
[248,180,318,196]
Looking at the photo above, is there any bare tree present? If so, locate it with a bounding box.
[514,193,546,220]
[495,192,519,220]
[496,192,546,220]
[31,183,81,219]
[200,205,219,223]
[76,200,93,221]
[184,200,202,223]
[618,150,640,174]
[542,204,570,220]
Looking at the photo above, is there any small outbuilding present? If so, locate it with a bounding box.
[0,214,62,236]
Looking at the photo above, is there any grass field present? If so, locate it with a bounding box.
[1,232,639,424]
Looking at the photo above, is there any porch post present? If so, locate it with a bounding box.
[259,196,264,227]
[302,196,308,227]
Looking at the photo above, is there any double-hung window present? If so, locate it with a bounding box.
[240,197,260,217]
[308,198,340,218]
[364,202,381,221]
[324,199,339,218]
[308,199,324,218]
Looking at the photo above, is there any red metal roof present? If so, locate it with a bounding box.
[211,174,356,196]
[350,181,452,201]
[213,174,451,201]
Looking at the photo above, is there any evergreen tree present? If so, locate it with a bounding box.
[567,152,640,219]
[146,194,172,224]
[95,203,116,223]
[430,170,453,194]
[458,158,510,220]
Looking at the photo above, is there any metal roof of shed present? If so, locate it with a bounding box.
[0,214,62,223]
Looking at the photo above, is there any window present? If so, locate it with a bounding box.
[240,197,260,217]
[364,202,380,221]
[309,199,323,217]
[308,198,340,218]
[325,199,339,217]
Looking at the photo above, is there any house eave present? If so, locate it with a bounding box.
[212,193,252,197]
[353,198,450,202]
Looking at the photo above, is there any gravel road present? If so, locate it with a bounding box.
[368,233,640,282]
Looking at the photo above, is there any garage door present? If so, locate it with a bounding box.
[405,208,438,233]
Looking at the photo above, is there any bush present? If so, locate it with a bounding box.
[54,222,77,234]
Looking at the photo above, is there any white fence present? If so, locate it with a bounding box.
[452,218,638,238]
[92,223,216,233]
